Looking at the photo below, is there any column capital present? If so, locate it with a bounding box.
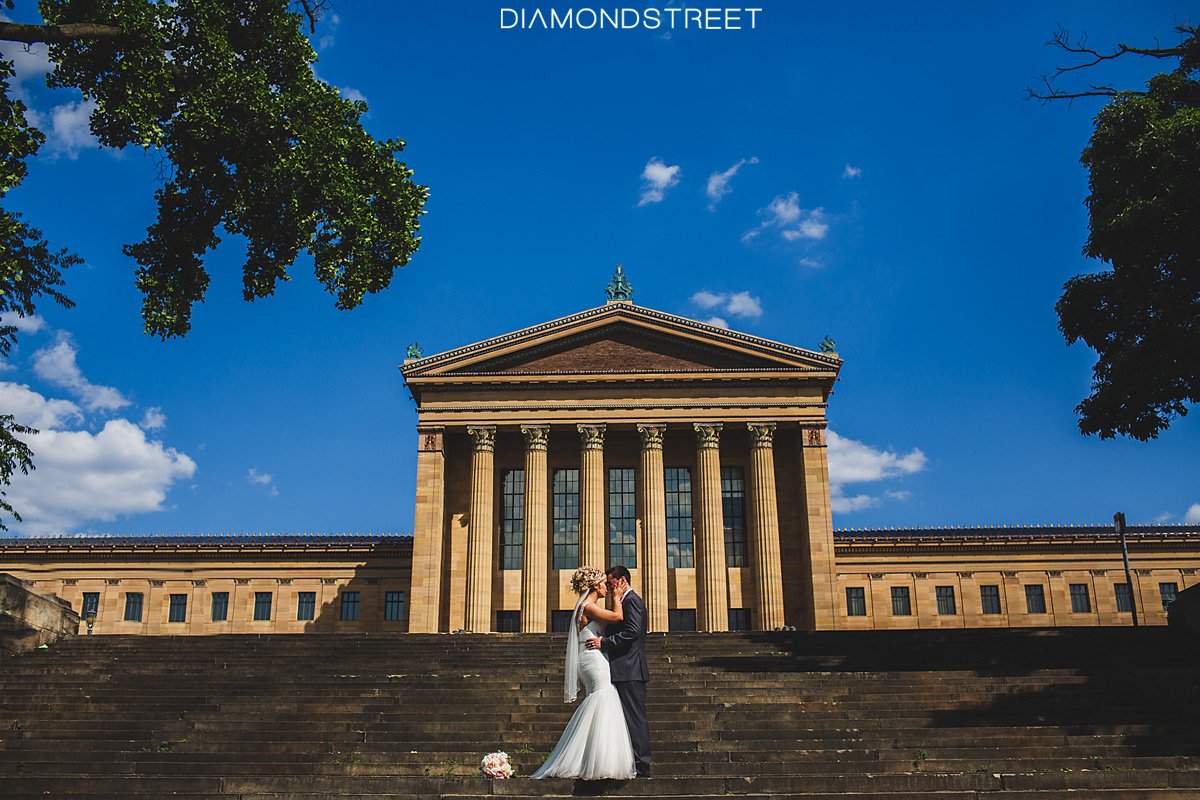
[747,422,777,448]
[693,422,723,450]
[466,425,496,452]
[636,423,667,450]
[520,424,550,451]
[799,425,826,448]
[577,423,607,450]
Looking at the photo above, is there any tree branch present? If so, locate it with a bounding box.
[0,21,126,45]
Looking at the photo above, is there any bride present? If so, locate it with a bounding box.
[530,566,637,780]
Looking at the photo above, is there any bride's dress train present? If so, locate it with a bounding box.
[530,619,636,780]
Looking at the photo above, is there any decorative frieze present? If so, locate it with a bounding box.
[150,580,165,587]
[277,578,293,585]
[321,578,337,585]
[520,424,549,451]
[417,426,444,453]
[192,580,207,587]
[105,579,121,585]
[235,578,251,586]
[63,579,77,586]
[801,426,826,447]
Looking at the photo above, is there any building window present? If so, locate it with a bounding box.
[1069,583,1091,613]
[1115,583,1134,613]
[846,587,866,616]
[340,591,360,621]
[500,469,525,570]
[980,585,1001,615]
[81,592,100,619]
[253,591,273,621]
[553,469,580,570]
[891,586,912,616]
[1160,582,1178,611]
[665,467,694,568]
[935,586,956,615]
[123,592,143,622]
[496,610,521,632]
[168,594,187,623]
[297,592,316,621]
[1025,584,1046,614]
[608,467,637,567]
[728,608,750,631]
[211,592,229,622]
[550,609,575,633]
[668,609,697,631]
[721,467,747,567]
[384,591,406,621]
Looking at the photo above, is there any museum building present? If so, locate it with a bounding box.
[1,271,1197,634]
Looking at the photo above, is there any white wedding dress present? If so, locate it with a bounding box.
[530,610,636,780]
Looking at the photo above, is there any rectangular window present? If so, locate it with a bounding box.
[297,591,316,621]
[340,591,360,621]
[550,609,574,633]
[168,593,187,623]
[665,467,694,568]
[553,469,580,570]
[211,592,229,622]
[1114,583,1133,613]
[1160,582,1179,611]
[500,469,525,570]
[608,468,637,567]
[980,585,1001,615]
[81,592,100,619]
[846,587,866,616]
[891,586,912,616]
[721,466,747,567]
[1025,584,1047,614]
[936,586,957,615]
[1069,583,1091,613]
[728,608,750,631]
[668,609,697,631]
[123,592,143,622]
[384,591,406,621]
[496,610,521,632]
[253,591,273,621]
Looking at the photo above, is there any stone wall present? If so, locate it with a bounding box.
[0,573,79,653]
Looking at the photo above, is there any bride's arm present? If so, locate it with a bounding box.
[585,593,623,624]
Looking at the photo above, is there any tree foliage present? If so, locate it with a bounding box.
[1035,24,1200,440]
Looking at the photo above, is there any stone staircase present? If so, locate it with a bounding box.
[1,628,1199,798]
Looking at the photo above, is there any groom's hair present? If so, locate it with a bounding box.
[606,565,631,584]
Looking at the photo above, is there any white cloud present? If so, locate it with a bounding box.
[318,12,341,51]
[340,86,367,105]
[799,258,823,269]
[827,430,926,514]
[26,97,99,160]
[247,467,279,497]
[32,334,131,412]
[0,314,47,334]
[701,316,728,329]
[745,192,829,242]
[637,157,681,206]
[6,419,196,534]
[689,290,763,322]
[139,406,166,431]
[0,382,83,430]
[1185,504,1200,524]
[843,164,862,178]
[705,156,758,209]
[0,41,52,91]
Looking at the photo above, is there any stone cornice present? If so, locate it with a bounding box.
[834,524,1200,557]
[0,534,413,561]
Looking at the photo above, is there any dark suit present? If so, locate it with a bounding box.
[601,590,651,777]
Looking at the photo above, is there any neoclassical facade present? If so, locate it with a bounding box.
[401,281,842,633]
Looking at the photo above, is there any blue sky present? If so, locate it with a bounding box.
[1,1,1196,536]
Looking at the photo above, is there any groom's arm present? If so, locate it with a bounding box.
[600,595,645,652]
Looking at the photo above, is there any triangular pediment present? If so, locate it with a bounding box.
[402,304,840,381]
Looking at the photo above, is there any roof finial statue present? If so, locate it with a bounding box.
[405,342,423,359]
[604,264,634,304]
[819,335,837,354]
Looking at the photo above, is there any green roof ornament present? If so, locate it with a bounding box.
[819,335,837,354]
[406,341,423,359]
[604,264,634,304]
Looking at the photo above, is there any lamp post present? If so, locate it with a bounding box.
[84,610,96,635]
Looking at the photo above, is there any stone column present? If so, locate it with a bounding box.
[693,423,729,632]
[747,423,785,631]
[637,423,669,633]
[465,425,496,633]
[520,425,550,633]
[408,426,446,633]
[577,424,607,570]
[799,426,837,630]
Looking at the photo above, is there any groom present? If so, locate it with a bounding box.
[585,565,651,778]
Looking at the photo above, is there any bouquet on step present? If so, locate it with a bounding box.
[480,751,513,779]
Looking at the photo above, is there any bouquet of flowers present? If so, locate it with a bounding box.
[480,751,514,779]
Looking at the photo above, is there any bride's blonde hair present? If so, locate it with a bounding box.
[569,566,605,595]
